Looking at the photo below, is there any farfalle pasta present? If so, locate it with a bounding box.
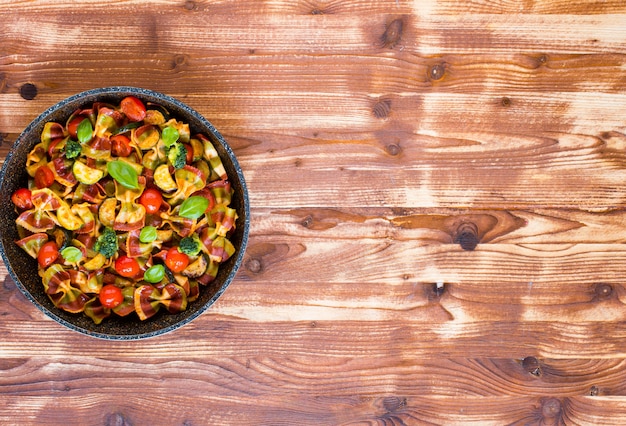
[11,96,238,323]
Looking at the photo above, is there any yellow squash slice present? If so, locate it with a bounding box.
[154,164,177,192]
[72,160,104,185]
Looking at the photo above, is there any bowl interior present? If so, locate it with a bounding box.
[0,87,249,339]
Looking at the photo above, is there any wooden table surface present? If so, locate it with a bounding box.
[2,1,626,424]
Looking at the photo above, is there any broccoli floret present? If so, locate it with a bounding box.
[178,234,202,256]
[167,142,187,170]
[65,139,82,159]
[94,227,118,258]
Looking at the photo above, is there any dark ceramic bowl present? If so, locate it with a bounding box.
[0,87,249,340]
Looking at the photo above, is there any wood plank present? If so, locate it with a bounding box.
[2,356,626,397]
[2,312,626,359]
[237,239,626,284]
[1,394,626,425]
[2,11,625,57]
[4,53,625,99]
[251,207,626,244]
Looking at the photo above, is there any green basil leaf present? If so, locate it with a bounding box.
[143,264,165,284]
[161,126,179,148]
[77,118,93,144]
[107,160,139,189]
[179,196,209,219]
[61,246,83,263]
[139,226,157,243]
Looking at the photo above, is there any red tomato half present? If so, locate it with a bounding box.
[11,188,33,210]
[115,255,140,278]
[165,247,189,273]
[99,284,124,308]
[111,134,133,157]
[120,96,146,122]
[37,241,59,268]
[34,166,55,189]
[139,188,163,215]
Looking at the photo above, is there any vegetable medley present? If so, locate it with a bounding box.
[12,96,239,323]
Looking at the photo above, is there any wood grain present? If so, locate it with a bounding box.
[2,0,626,424]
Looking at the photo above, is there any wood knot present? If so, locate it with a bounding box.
[184,1,196,11]
[522,356,541,376]
[425,282,447,301]
[373,99,392,119]
[172,54,188,69]
[380,18,403,49]
[105,412,134,426]
[245,258,263,273]
[541,397,562,419]
[454,222,479,251]
[590,385,599,396]
[301,215,313,228]
[594,283,613,300]
[428,64,445,81]
[382,396,406,412]
[538,54,548,64]
[385,143,401,156]
[501,96,512,107]
[311,8,324,15]
[19,83,38,100]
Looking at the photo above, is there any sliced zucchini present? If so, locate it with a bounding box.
[83,253,106,271]
[72,160,104,185]
[99,198,118,228]
[56,204,84,231]
[182,254,208,278]
[154,164,177,192]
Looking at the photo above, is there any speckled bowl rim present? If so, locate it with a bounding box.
[0,86,250,340]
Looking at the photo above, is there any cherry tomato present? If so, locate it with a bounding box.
[120,96,146,122]
[34,165,55,189]
[11,188,33,210]
[165,247,189,273]
[115,255,140,278]
[139,188,163,215]
[99,284,124,308]
[67,116,86,139]
[111,134,133,157]
[37,241,59,268]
